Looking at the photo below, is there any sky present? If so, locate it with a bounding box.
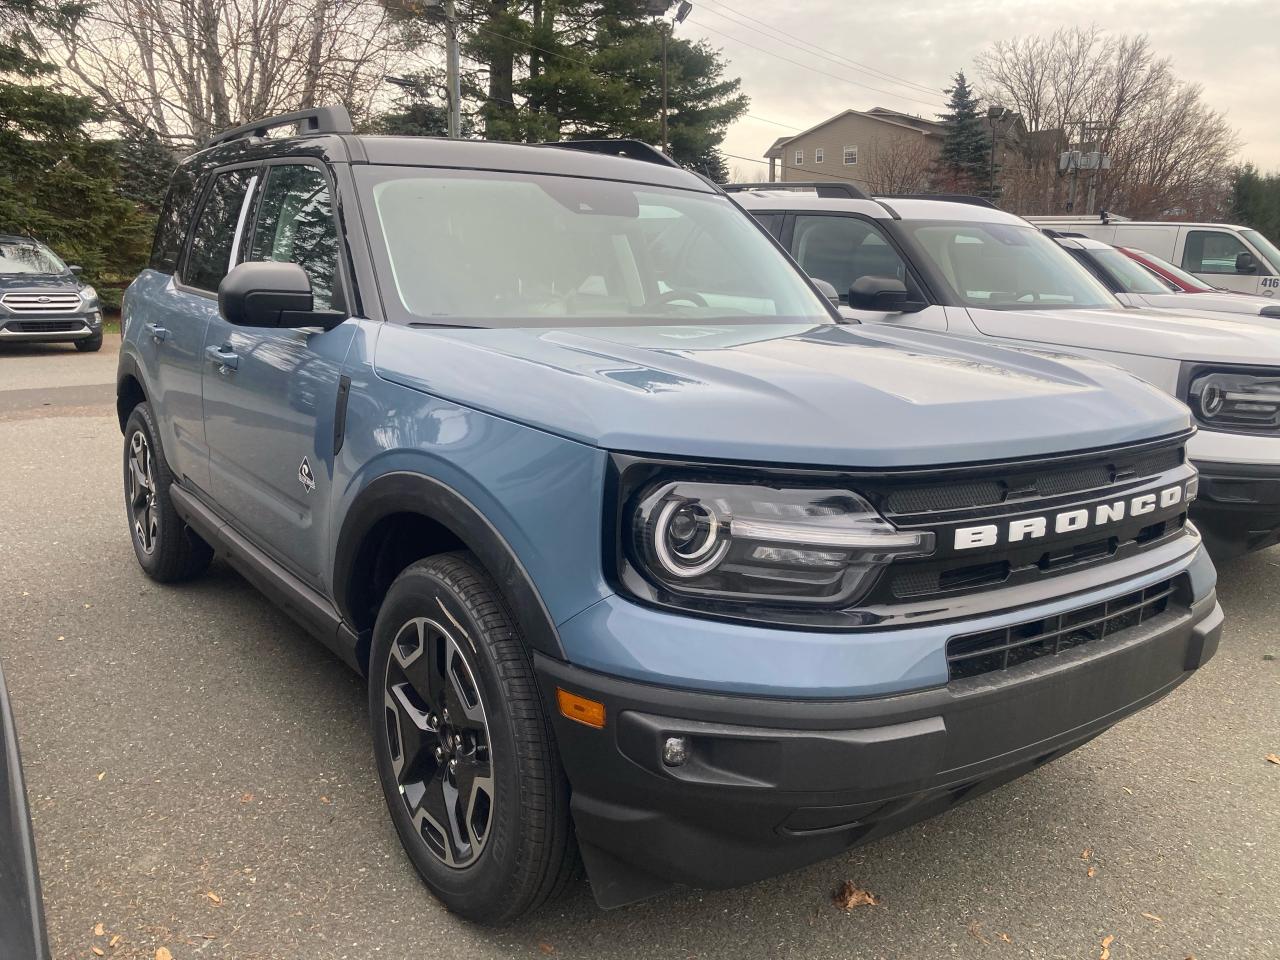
[673,0,1280,179]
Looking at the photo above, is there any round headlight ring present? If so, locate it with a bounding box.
[652,498,728,578]
[1197,380,1225,418]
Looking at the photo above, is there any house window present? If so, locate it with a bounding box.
[794,148,804,166]
[843,145,858,165]
[814,147,824,164]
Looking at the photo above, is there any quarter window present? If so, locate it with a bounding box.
[1182,230,1252,275]
[843,145,858,165]
[181,169,255,293]
[248,164,341,311]
[814,147,824,164]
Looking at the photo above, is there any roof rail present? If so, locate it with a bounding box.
[538,139,680,168]
[723,181,870,200]
[205,105,354,148]
[878,193,998,209]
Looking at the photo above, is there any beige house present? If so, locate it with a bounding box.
[763,107,944,192]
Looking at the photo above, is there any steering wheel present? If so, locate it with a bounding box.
[654,289,709,308]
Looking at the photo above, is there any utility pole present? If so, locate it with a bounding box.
[660,22,669,155]
[649,1,692,155]
[444,0,460,139]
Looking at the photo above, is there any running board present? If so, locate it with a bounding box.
[168,484,365,673]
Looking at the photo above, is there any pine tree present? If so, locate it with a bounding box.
[934,71,994,195]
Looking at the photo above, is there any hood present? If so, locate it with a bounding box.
[374,321,1189,468]
[967,305,1280,364]
[0,273,79,294]
[1123,290,1279,318]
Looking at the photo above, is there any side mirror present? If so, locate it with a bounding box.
[848,276,926,313]
[810,277,840,305]
[67,265,83,276]
[218,262,343,330]
[1236,251,1259,275]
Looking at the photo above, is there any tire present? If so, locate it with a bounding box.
[369,552,576,924]
[122,402,213,582]
[75,332,103,352]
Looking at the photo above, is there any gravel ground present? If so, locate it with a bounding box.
[1,343,1276,960]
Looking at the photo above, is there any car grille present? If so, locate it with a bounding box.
[946,578,1181,681]
[4,319,82,333]
[1,292,83,313]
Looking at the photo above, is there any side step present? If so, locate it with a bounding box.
[169,484,366,673]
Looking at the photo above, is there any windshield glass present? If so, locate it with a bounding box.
[357,168,832,327]
[899,221,1118,310]
[1242,229,1280,273]
[1089,246,1174,293]
[0,240,66,275]
[1122,248,1213,291]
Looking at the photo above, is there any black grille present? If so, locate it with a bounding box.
[946,579,1179,681]
[7,320,79,333]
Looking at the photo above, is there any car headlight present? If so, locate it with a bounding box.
[626,480,934,611]
[1187,369,1280,434]
[80,285,98,306]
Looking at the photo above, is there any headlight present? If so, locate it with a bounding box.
[627,480,933,610]
[1187,369,1280,434]
[80,285,98,306]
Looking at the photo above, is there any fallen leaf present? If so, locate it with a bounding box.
[833,880,880,910]
[1081,847,1093,860]
[1100,934,1115,960]
[1266,754,1280,765]
[239,793,254,804]
[156,950,173,960]
[56,636,65,642]
[109,935,121,948]
[97,772,106,782]
[92,948,105,957]
[967,920,991,945]
[94,923,105,936]
[538,944,556,956]
[1088,866,1098,878]
[205,891,222,905]
[1142,912,1163,923]
[998,932,1013,944]
[320,795,331,805]
[1122,786,1134,795]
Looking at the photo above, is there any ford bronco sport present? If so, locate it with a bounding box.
[118,108,1222,923]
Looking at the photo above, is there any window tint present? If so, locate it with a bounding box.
[181,169,255,292]
[1182,230,1250,275]
[248,164,341,311]
[150,168,199,273]
[750,212,784,238]
[792,215,906,301]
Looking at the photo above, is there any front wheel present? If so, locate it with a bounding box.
[369,552,576,924]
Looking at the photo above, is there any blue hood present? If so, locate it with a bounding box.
[374,321,1190,468]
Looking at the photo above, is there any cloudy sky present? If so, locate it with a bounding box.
[674,0,1280,177]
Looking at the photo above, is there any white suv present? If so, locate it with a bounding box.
[732,185,1280,559]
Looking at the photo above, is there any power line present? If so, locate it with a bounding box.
[697,0,942,98]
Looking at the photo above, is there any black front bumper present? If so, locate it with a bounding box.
[536,590,1222,908]
[0,663,50,959]
[1191,460,1280,559]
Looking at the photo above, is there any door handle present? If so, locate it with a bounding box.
[205,344,239,371]
[144,323,168,342]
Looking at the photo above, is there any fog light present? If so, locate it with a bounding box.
[662,736,688,767]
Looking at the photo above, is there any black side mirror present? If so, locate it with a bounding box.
[219,262,343,330]
[848,276,925,313]
[810,277,840,305]
[1236,251,1259,275]
[67,265,83,276]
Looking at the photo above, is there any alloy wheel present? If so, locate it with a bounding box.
[383,616,495,868]
[128,430,158,555]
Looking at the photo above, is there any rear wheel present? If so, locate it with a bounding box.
[369,552,576,923]
[122,402,213,582]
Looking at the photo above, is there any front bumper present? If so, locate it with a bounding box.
[1190,459,1280,559]
[538,585,1222,908]
[0,315,99,343]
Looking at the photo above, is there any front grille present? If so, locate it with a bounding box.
[5,319,81,333]
[946,578,1179,681]
[1,292,83,313]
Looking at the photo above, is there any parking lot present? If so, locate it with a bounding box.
[1,339,1277,960]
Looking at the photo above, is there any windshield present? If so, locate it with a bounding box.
[1121,247,1214,291]
[899,221,1118,310]
[1242,229,1280,273]
[356,168,832,327]
[0,240,66,275]
[1088,246,1175,293]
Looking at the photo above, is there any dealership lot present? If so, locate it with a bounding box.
[1,342,1277,960]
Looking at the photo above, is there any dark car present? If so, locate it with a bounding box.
[0,235,104,352]
[0,661,50,959]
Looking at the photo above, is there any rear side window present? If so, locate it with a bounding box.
[149,168,199,273]
[248,164,341,311]
[181,169,256,293]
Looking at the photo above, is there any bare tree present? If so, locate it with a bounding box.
[975,26,1236,217]
[45,0,422,147]
[864,135,936,194]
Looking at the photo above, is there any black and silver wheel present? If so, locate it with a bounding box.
[122,402,213,582]
[369,552,576,923]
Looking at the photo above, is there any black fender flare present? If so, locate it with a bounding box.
[332,471,566,661]
[115,349,148,431]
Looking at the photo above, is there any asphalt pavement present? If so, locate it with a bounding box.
[1,338,1277,960]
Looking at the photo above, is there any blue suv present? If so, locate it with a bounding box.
[117,107,1223,923]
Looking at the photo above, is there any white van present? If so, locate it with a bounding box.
[1026,215,1280,299]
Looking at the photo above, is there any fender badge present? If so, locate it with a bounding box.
[298,456,316,493]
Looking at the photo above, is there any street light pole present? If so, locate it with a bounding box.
[444,0,460,139]
[660,23,669,154]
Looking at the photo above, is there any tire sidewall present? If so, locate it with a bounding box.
[122,403,173,576]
